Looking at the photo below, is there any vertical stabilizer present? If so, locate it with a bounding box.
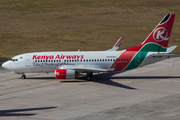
[127,14,175,52]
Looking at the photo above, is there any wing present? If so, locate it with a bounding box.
[67,67,108,72]
[57,64,111,73]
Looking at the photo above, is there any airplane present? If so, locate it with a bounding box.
[2,14,177,81]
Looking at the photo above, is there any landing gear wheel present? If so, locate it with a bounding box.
[86,73,93,81]
[86,76,92,81]
[21,75,26,79]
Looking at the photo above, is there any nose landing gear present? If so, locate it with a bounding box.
[21,74,26,79]
[15,72,26,79]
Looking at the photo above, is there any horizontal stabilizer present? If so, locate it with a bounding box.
[166,45,177,53]
[151,45,177,58]
[151,53,176,57]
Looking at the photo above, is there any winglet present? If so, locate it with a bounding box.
[106,36,123,51]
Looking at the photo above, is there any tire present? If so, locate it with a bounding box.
[21,75,26,79]
[86,75,92,81]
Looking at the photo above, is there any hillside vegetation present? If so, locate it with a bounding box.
[0,0,180,59]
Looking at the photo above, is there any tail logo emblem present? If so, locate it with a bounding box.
[153,27,169,42]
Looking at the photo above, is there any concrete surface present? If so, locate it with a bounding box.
[0,57,180,120]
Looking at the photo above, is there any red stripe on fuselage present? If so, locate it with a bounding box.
[114,51,137,71]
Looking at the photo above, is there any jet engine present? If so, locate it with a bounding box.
[55,69,75,79]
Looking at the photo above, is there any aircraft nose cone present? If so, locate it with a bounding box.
[2,62,6,68]
[2,62,9,70]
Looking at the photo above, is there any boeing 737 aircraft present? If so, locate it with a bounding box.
[2,14,177,81]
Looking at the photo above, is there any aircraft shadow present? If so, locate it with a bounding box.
[26,72,180,90]
[111,76,180,79]
[91,72,180,89]
[26,77,55,80]
[93,72,180,80]
[61,79,136,89]
[0,106,57,117]
[61,72,137,90]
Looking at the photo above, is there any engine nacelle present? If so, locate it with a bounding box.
[55,69,75,79]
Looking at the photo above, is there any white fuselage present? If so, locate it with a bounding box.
[2,50,168,74]
[3,51,121,73]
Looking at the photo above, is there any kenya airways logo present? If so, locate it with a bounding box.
[33,54,84,60]
[153,27,169,42]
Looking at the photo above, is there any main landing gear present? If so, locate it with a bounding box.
[86,73,93,81]
[21,74,26,79]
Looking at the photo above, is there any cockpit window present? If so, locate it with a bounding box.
[10,59,18,62]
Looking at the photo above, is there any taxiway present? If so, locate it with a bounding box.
[0,57,180,120]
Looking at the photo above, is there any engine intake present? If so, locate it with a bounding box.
[55,69,75,79]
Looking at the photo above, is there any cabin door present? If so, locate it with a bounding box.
[25,56,31,66]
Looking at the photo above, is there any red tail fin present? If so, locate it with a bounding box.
[127,14,175,52]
